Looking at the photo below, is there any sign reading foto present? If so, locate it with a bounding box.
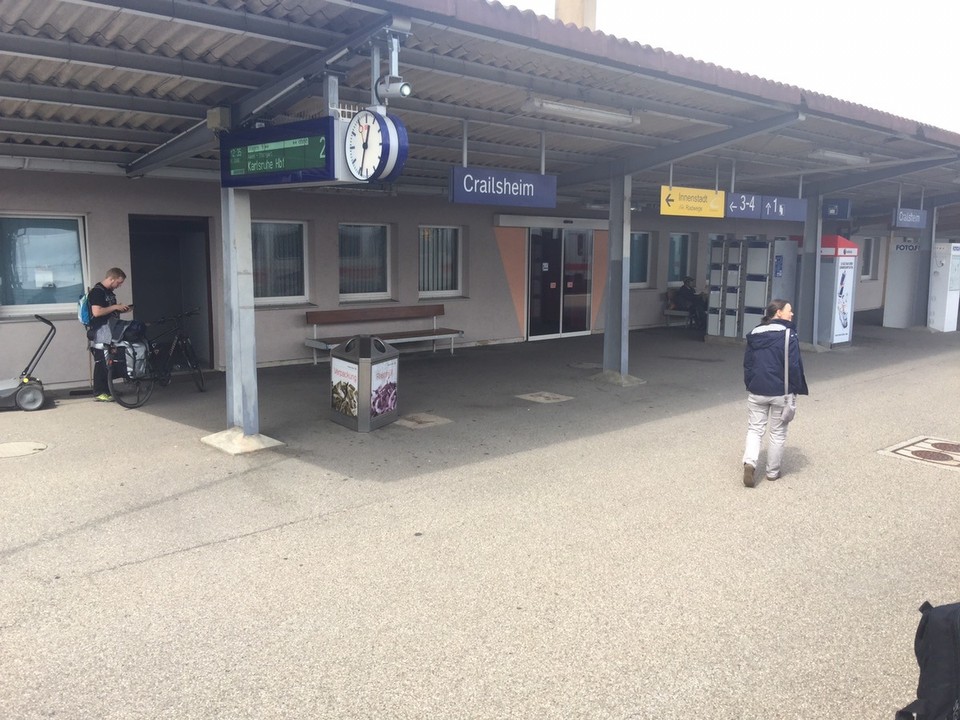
[660,185,725,218]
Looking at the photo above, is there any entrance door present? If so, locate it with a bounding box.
[528,228,593,339]
[128,216,212,365]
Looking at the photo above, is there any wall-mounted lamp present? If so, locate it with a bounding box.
[808,148,870,166]
[375,74,412,104]
[521,96,641,126]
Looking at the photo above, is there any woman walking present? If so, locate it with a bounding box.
[742,299,808,487]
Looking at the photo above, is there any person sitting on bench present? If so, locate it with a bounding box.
[675,276,707,330]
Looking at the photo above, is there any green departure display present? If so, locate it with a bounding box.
[228,135,326,177]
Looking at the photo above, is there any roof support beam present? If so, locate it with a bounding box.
[0,31,269,88]
[559,111,805,188]
[124,13,402,177]
[805,155,960,196]
[65,0,343,49]
[0,80,205,119]
[0,117,170,145]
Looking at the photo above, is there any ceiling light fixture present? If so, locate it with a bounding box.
[521,97,641,126]
[808,148,870,166]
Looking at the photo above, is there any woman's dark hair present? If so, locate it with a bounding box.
[760,298,789,325]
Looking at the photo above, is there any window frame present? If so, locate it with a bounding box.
[251,219,308,306]
[0,213,88,318]
[666,232,691,286]
[859,237,878,280]
[338,223,391,302]
[418,225,463,299]
[628,231,651,288]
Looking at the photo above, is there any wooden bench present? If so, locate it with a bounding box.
[662,289,696,328]
[305,303,463,363]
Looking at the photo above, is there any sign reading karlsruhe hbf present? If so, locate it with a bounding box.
[449,166,556,207]
[219,118,335,189]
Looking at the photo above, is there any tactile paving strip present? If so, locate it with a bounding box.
[879,436,960,473]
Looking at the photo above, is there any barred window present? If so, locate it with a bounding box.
[419,226,461,297]
[0,216,85,315]
[339,224,389,299]
[252,221,306,303]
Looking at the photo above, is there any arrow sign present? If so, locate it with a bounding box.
[726,193,761,218]
[660,185,724,218]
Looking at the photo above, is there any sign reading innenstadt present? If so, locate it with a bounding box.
[660,185,725,218]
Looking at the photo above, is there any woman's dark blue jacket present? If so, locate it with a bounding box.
[743,320,809,396]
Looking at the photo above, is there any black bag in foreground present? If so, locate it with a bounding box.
[897,601,960,719]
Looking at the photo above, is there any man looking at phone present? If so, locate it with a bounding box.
[87,267,132,402]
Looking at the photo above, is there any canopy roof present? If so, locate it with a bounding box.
[2,0,959,229]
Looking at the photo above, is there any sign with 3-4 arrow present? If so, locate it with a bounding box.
[726,193,808,222]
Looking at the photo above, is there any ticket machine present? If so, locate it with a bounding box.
[928,242,960,332]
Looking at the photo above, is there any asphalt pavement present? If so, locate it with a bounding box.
[2,315,959,719]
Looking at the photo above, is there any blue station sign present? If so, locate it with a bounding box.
[726,193,808,222]
[823,198,852,220]
[219,117,335,189]
[892,207,928,229]
[449,166,556,208]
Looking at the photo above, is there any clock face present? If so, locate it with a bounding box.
[344,109,388,181]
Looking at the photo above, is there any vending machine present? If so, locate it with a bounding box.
[928,242,960,332]
[817,235,858,347]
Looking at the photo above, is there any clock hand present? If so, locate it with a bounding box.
[360,123,369,177]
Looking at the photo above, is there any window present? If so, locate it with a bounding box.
[252,221,306,304]
[339,224,389,300]
[0,216,85,315]
[629,232,650,286]
[859,237,877,280]
[667,233,691,284]
[419,226,461,297]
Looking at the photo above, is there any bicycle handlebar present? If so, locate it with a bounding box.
[147,307,200,326]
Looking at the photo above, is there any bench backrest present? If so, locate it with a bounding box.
[306,303,444,325]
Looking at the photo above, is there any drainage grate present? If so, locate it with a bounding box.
[879,436,960,473]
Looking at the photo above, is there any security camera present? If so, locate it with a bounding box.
[375,75,412,103]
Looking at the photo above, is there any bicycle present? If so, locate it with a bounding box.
[106,308,205,408]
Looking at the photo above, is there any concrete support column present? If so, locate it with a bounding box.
[201,188,283,454]
[796,195,823,345]
[602,174,631,377]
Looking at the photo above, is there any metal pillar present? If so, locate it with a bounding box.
[221,187,259,434]
[602,174,631,377]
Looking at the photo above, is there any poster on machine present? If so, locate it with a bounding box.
[833,257,856,344]
[331,357,359,417]
[370,357,398,417]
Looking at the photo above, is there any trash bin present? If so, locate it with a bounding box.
[330,335,399,432]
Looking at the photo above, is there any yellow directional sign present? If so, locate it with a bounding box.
[660,185,726,218]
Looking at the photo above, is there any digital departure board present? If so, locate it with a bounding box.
[219,117,336,188]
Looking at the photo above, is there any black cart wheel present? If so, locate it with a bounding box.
[182,339,205,392]
[15,383,45,411]
[107,351,156,409]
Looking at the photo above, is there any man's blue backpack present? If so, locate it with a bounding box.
[77,290,92,327]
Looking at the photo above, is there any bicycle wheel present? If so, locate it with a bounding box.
[106,348,156,408]
[182,338,205,392]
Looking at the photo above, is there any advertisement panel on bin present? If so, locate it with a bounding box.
[331,357,359,417]
[371,358,398,417]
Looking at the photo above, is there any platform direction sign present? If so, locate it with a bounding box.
[660,185,725,218]
[725,193,807,221]
[727,192,761,218]
[762,196,807,222]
